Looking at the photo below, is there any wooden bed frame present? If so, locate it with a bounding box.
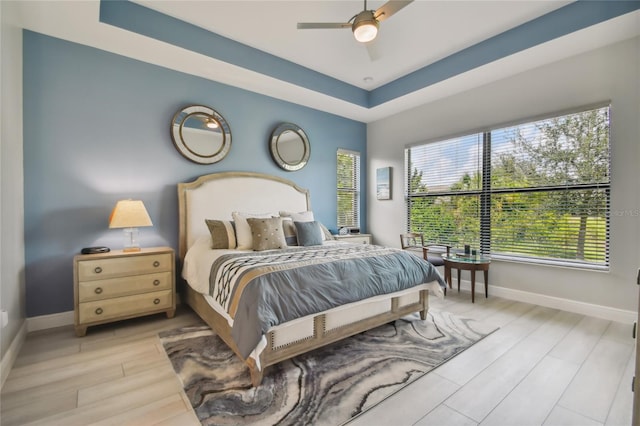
[177,171,430,386]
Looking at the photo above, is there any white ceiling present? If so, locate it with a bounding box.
[134,0,570,89]
[9,1,640,122]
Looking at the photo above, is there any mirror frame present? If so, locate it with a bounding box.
[269,122,310,171]
[170,105,232,164]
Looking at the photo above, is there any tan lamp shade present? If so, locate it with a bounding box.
[109,200,153,229]
[109,200,153,252]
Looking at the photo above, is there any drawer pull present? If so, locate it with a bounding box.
[94,287,103,294]
[153,279,160,286]
[153,261,160,267]
[94,266,103,274]
[95,307,103,315]
[153,298,161,305]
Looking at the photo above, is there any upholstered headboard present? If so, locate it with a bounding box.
[177,171,311,260]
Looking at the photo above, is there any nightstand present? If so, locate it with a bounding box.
[334,234,372,244]
[73,246,175,337]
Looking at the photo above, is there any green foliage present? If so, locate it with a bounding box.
[408,165,427,193]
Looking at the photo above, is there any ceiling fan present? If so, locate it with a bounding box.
[297,0,413,43]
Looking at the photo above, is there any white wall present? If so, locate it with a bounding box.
[367,37,640,313]
[1,0,26,369]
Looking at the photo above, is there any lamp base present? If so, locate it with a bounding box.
[122,227,141,252]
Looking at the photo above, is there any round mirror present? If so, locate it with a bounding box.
[269,123,310,171]
[170,105,231,164]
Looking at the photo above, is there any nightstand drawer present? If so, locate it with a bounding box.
[78,290,172,323]
[334,234,372,244]
[345,236,371,244]
[77,253,172,281]
[78,271,172,302]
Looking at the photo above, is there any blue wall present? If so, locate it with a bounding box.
[23,31,367,317]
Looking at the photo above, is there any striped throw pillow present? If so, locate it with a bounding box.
[205,219,237,249]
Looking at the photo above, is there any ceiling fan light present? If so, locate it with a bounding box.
[352,11,378,43]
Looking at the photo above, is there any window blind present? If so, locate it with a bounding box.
[406,133,482,248]
[406,105,610,268]
[489,107,610,266]
[337,149,360,228]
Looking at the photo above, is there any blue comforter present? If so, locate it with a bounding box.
[209,243,445,358]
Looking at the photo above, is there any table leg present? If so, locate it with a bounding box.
[484,269,489,298]
[457,269,461,292]
[445,265,452,290]
[471,270,476,303]
[446,266,449,289]
[442,265,447,296]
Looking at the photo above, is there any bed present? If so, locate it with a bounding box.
[177,171,445,386]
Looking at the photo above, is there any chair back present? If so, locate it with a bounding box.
[400,233,424,250]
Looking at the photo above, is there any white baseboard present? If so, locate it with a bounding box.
[26,310,74,332]
[18,287,636,337]
[1,320,27,389]
[455,279,637,324]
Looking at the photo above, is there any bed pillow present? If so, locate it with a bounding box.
[294,221,323,246]
[205,219,237,249]
[280,211,332,241]
[279,210,314,222]
[281,217,298,246]
[247,217,288,251]
[318,222,335,240]
[232,211,276,250]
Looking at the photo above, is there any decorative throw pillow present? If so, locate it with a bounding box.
[280,211,332,241]
[281,217,298,246]
[247,217,288,251]
[232,211,276,250]
[294,221,323,246]
[205,219,237,249]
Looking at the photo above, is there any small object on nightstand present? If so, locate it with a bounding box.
[81,246,110,255]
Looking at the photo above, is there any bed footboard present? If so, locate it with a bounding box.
[184,285,430,387]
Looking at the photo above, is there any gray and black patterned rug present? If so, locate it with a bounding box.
[159,310,497,426]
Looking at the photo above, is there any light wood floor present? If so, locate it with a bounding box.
[1,290,635,425]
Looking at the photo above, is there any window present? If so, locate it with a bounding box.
[406,105,610,269]
[337,149,360,228]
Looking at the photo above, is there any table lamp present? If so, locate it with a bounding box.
[108,200,153,252]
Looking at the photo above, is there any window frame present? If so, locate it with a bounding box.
[337,148,361,229]
[405,103,611,271]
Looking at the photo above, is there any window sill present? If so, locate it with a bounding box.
[490,254,609,272]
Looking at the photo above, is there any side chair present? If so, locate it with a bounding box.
[399,233,450,267]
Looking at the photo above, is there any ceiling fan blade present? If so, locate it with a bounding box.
[297,22,352,29]
[365,40,382,62]
[374,0,413,23]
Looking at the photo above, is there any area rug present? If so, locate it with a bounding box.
[159,310,497,426]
